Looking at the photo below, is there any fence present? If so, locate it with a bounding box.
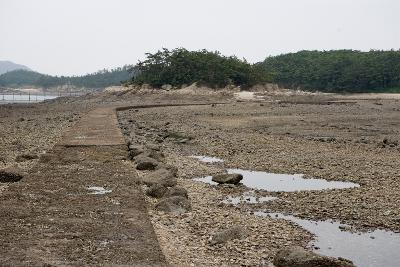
[0,91,86,103]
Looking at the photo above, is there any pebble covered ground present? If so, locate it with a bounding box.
[0,99,89,194]
[0,100,89,170]
[118,95,400,265]
[2,89,399,266]
[136,153,311,266]
[119,99,400,232]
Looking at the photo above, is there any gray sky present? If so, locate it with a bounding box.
[1,0,399,76]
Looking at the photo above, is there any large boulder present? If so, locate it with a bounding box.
[273,246,355,267]
[135,156,159,170]
[212,173,243,185]
[164,186,188,199]
[155,196,191,214]
[141,168,177,187]
[209,226,246,245]
[0,167,25,183]
[146,184,167,198]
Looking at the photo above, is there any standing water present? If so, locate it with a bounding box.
[87,186,112,195]
[255,212,400,267]
[194,168,359,191]
[190,155,224,163]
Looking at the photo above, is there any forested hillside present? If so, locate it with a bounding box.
[262,50,400,92]
[3,50,399,92]
[131,48,271,88]
[0,66,132,89]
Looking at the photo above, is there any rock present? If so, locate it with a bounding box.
[161,84,172,91]
[135,156,159,170]
[15,153,38,162]
[141,150,164,161]
[338,225,352,231]
[146,184,167,198]
[382,138,398,147]
[318,137,336,143]
[212,173,243,185]
[141,168,177,187]
[155,196,191,214]
[146,143,161,151]
[0,167,25,183]
[273,246,355,267]
[128,145,144,158]
[209,226,246,245]
[164,186,188,199]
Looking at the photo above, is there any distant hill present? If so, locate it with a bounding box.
[262,50,400,93]
[0,60,31,75]
[0,66,133,89]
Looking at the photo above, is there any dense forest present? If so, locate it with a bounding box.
[262,50,400,92]
[0,66,132,89]
[130,48,271,88]
[2,50,399,92]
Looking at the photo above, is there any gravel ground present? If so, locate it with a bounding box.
[136,151,311,266]
[118,95,400,264]
[0,98,92,194]
[2,89,399,266]
[0,100,90,170]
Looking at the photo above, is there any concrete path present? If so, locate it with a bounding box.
[60,107,126,146]
[0,107,167,266]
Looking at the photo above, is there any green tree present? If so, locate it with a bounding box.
[131,48,271,88]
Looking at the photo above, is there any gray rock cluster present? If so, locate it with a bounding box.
[128,142,191,214]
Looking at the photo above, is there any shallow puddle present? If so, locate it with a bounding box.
[87,186,112,195]
[255,212,400,267]
[195,169,359,192]
[190,155,224,163]
[223,192,277,205]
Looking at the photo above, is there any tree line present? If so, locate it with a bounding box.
[0,66,132,89]
[130,48,271,88]
[1,49,399,92]
[262,50,400,92]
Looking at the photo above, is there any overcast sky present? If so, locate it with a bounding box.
[0,0,399,76]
